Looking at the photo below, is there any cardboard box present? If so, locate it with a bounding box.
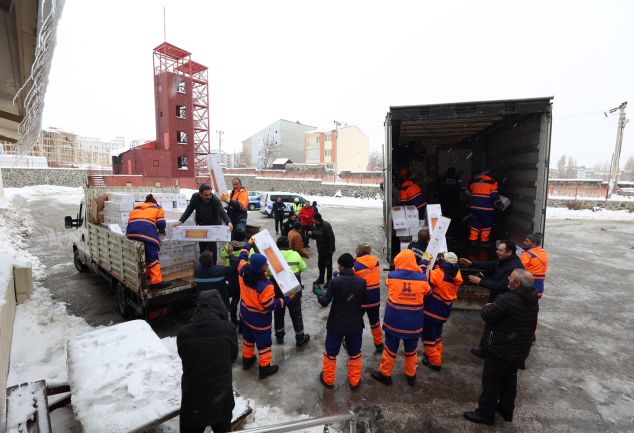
[207,153,228,194]
[252,229,301,295]
[426,204,448,253]
[423,216,451,269]
[104,201,133,212]
[108,193,135,203]
[171,225,231,242]
[391,206,407,229]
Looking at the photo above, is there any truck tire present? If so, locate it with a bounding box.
[248,203,256,211]
[115,283,133,320]
[73,249,88,273]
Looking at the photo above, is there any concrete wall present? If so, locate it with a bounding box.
[223,174,382,198]
[0,271,16,428]
[1,167,89,187]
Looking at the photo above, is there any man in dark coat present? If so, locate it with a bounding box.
[464,269,538,425]
[194,251,234,311]
[459,240,525,358]
[311,213,336,286]
[176,184,232,263]
[315,253,367,390]
[177,290,238,433]
[272,197,287,235]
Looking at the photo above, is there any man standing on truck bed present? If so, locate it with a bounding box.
[221,178,249,240]
[176,184,232,264]
[397,167,426,219]
[127,194,170,290]
[467,170,501,244]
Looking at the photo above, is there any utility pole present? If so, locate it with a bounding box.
[607,102,629,196]
[216,129,224,160]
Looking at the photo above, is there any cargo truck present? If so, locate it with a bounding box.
[64,186,196,320]
[384,97,553,307]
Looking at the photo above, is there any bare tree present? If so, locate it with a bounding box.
[622,156,634,181]
[556,155,566,178]
[367,150,383,171]
[258,132,281,169]
[565,156,577,178]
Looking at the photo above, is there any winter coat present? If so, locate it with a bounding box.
[281,217,297,237]
[194,263,234,310]
[180,193,231,226]
[288,228,309,258]
[312,220,336,256]
[472,255,524,301]
[480,286,539,362]
[299,206,315,227]
[318,268,367,334]
[177,291,238,425]
[228,188,249,224]
[272,201,287,219]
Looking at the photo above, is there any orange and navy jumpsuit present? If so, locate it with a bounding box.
[354,253,384,349]
[520,245,548,298]
[421,262,463,367]
[235,247,288,367]
[399,179,426,219]
[228,187,249,237]
[468,174,500,242]
[379,249,430,380]
[126,202,165,285]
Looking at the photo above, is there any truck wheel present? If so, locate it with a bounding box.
[73,250,88,273]
[248,203,256,211]
[115,283,132,320]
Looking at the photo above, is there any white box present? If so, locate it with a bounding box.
[423,216,451,269]
[403,205,419,221]
[108,193,135,203]
[163,208,185,220]
[252,229,301,295]
[207,153,228,194]
[108,224,124,235]
[426,204,448,253]
[183,244,197,254]
[176,198,188,208]
[171,225,231,242]
[391,206,408,229]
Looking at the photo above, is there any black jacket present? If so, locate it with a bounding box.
[194,263,234,310]
[281,218,297,237]
[473,255,524,301]
[180,193,230,226]
[312,220,336,256]
[318,268,367,334]
[177,291,238,425]
[272,201,286,218]
[480,287,539,362]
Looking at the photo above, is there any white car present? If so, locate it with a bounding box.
[260,191,308,217]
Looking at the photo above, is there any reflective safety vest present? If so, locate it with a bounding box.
[520,245,548,297]
[280,249,307,274]
[383,250,430,338]
[354,254,381,309]
[469,175,499,212]
[399,180,426,211]
[424,263,463,322]
[236,248,285,330]
[292,203,303,215]
[221,242,253,266]
[126,202,165,246]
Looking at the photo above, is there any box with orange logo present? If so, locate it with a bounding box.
[171,225,231,242]
[252,229,301,296]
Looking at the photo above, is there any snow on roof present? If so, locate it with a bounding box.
[272,158,291,164]
[110,146,130,157]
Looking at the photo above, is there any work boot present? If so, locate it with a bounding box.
[350,380,361,391]
[319,372,334,389]
[276,333,284,345]
[296,333,310,347]
[242,357,256,370]
[370,370,392,386]
[470,348,485,359]
[421,354,441,371]
[259,365,279,379]
[374,343,384,353]
[463,411,494,425]
[150,281,171,290]
[496,405,513,422]
[406,375,416,386]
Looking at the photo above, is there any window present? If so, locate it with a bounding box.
[307,148,320,160]
[177,156,188,169]
[325,133,332,142]
[316,136,320,144]
[177,131,187,144]
[176,105,186,119]
[325,149,332,157]
[176,80,186,94]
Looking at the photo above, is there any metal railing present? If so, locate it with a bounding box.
[232,411,358,433]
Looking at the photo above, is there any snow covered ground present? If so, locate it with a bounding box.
[546,206,634,221]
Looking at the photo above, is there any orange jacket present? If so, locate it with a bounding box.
[520,245,548,296]
[126,202,165,246]
[354,254,381,309]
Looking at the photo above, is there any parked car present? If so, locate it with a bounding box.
[260,192,308,217]
[248,193,261,211]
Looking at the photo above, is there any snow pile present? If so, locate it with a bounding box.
[243,404,335,433]
[305,194,382,209]
[547,207,634,221]
[1,185,83,206]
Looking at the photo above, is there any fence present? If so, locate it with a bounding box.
[548,182,608,199]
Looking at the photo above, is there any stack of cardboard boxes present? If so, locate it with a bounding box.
[102,192,199,275]
[392,205,426,250]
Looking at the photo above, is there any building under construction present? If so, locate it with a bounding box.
[110,42,210,187]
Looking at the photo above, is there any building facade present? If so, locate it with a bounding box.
[304,125,369,172]
[79,136,125,166]
[242,119,315,169]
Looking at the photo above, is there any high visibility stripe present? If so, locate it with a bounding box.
[469,206,494,211]
[239,315,272,331]
[384,323,423,334]
[361,301,381,308]
[424,310,448,321]
[387,300,424,310]
[127,233,160,246]
[195,276,225,283]
[129,218,157,226]
[432,293,453,305]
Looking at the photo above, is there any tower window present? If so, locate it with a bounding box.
[177,131,187,144]
[177,156,188,169]
[176,105,186,119]
[176,80,186,94]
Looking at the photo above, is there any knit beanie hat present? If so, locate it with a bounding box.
[249,254,268,271]
[443,252,458,264]
[337,253,355,268]
[527,232,543,244]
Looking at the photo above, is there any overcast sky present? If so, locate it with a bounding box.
[42,0,633,168]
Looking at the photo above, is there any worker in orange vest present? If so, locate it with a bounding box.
[126,194,169,289]
[520,232,548,298]
[371,249,430,386]
[397,167,426,219]
[421,252,463,371]
[468,170,501,243]
[221,177,249,240]
[353,243,384,352]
